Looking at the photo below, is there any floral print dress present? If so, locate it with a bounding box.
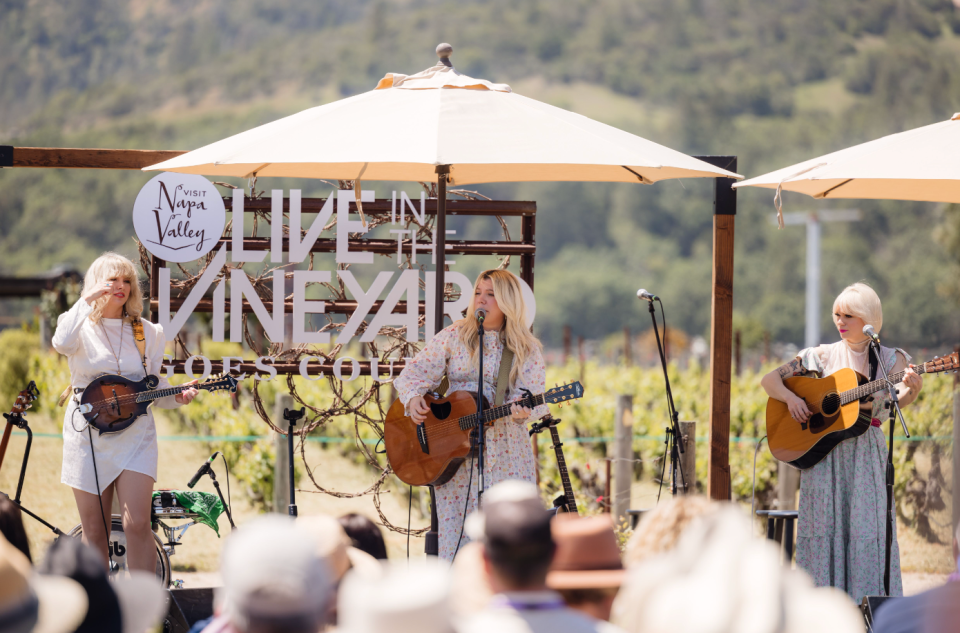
[794,341,906,603]
[393,323,547,560]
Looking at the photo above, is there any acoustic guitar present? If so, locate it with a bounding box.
[384,382,584,487]
[530,414,579,515]
[767,352,959,469]
[77,373,238,436]
[0,382,39,473]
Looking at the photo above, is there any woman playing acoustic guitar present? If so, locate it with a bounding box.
[52,252,198,572]
[394,269,547,560]
[760,282,922,602]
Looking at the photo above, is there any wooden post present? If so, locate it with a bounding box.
[624,327,632,366]
[563,326,571,365]
[604,459,612,513]
[953,345,960,536]
[614,395,634,524]
[701,157,738,501]
[677,421,697,494]
[578,336,585,384]
[273,392,294,513]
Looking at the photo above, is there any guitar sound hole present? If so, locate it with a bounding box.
[430,401,452,421]
[821,392,841,416]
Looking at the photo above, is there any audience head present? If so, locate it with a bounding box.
[624,495,716,567]
[0,496,31,563]
[338,513,388,560]
[39,535,165,633]
[339,560,454,633]
[466,480,553,592]
[547,514,624,621]
[0,532,87,633]
[612,506,862,633]
[218,515,331,633]
[449,542,493,616]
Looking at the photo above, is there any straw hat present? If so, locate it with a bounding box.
[338,560,454,633]
[547,514,625,590]
[296,515,382,581]
[0,533,87,633]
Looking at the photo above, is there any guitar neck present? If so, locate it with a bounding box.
[458,393,546,431]
[134,382,212,404]
[840,366,926,405]
[550,424,578,514]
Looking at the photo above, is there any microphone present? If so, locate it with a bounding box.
[862,324,880,343]
[187,451,220,488]
[636,289,659,302]
[475,308,486,323]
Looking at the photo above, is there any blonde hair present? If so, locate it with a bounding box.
[83,252,144,323]
[624,495,716,567]
[456,270,541,388]
[832,282,882,333]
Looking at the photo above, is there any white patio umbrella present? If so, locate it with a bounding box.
[733,112,960,226]
[145,46,740,185]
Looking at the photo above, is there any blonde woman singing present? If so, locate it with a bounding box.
[394,269,547,560]
[53,252,198,571]
[760,282,923,602]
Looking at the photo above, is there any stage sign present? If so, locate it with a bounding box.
[133,173,225,262]
[136,178,537,380]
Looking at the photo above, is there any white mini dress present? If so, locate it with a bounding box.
[52,299,182,494]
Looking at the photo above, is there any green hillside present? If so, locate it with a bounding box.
[2,0,960,349]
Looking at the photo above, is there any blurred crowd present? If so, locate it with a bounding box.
[3,481,960,633]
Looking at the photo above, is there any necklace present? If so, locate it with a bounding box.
[100,320,124,374]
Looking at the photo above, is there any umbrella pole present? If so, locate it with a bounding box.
[426,165,450,557]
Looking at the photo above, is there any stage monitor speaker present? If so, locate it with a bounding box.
[163,587,215,633]
[860,595,901,631]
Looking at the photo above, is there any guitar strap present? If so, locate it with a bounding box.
[433,346,515,408]
[57,316,149,408]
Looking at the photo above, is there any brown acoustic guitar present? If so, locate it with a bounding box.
[767,352,959,469]
[384,382,584,487]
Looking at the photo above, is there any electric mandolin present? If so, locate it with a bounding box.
[77,373,238,436]
[384,382,584,487]
[766,352,959,469]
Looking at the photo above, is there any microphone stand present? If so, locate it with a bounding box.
[647,299,686,496]
[475,315,487,509]
[869,336,910,596]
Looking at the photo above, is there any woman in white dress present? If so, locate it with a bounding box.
[760,282,923,601]
[53,252,198,571]
[393,270,547,560]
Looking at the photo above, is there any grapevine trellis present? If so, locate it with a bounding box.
[142,181,536,535]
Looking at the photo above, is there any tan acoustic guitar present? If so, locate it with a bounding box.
[384,382,584,487]
[766,352,959,469]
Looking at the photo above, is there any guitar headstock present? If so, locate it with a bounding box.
[544,381,584,406]
[922,352,960,375]
[202,373,239,393]
[7,381,39,417]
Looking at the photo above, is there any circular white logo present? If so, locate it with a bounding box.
[133,173,225,262]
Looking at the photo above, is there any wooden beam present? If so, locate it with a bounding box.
[226,197,536,216]
[212,237,535,255]
[696,155,737,502]
[2,147,186,170]
[166,359,406,376]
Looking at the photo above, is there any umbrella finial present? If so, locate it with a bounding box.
[436,43,453,67]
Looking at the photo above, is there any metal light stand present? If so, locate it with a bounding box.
[648,299,686,496]
[869,339,910,596]
[1,410,64,536]
[475,314,488,509]
[283,407,305,518]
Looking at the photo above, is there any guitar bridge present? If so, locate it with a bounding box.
[417,424,429,454]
